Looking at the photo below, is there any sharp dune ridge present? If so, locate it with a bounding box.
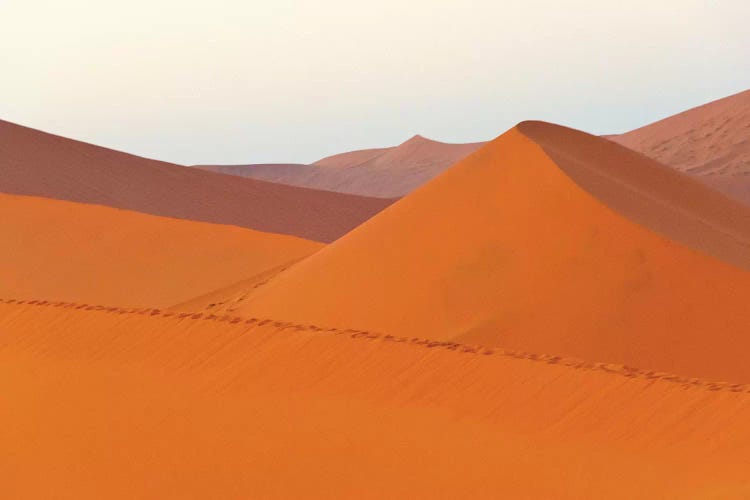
[2,299,750,497]
[521,120,750,268]
[0,119,392,242]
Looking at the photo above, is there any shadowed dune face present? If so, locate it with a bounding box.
[0,193,322,307]
[0,120,392,242]
[195,135,486,198]
[196,122,750,383]
[519,121,750,269]
[2,301,750,498]
[608,89,750,203]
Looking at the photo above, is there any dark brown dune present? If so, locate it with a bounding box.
[608,89,750,203]
[0,120,393,242]
[196,135,486,197]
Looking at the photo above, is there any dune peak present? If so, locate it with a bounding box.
[198,121,750,383]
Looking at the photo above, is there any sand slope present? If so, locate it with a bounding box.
[0,193,321,307]
[608,89,750,203]
[0,119,392,242]
[196,163,311,186]
[2,300,750,498]
[197,135,485,197]
[313,146,391,168]
[195,122,750,383]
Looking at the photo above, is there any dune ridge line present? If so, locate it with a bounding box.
[2,297,748,393]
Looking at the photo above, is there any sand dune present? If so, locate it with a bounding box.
[196,135,486,197]
[196,162,310,184]
[608,89,750,203]
[0,119,392,242]
[193,121,750,383]
[313,146,391,168]
[0,193,321,307]
[6,108,750,498]
[2,300,750,498]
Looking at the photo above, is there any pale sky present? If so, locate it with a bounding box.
[2,0,749,165]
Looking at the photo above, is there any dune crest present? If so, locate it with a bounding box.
[189,122,750,383]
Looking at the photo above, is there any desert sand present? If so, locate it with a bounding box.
[609,89,750,203]
[2,300,750,498]
[193,121,750,383]
[5,90,750,498]
[0,119,392,242]
[0,193,321,307]
[197,135,486,197]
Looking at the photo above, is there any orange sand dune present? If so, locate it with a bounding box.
[197,121,750,383]
[197,135,486,197]
[0,119,391,242]
[608,89,750,203]
[0,193,321,307]
[2,300,750,498]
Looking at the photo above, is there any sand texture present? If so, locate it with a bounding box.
[2,300,750,498]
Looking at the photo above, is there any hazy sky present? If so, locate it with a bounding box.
[2,0,749,164]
